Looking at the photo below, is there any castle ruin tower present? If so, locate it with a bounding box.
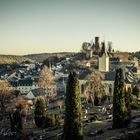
[98,41,109,72]
[95,36,100,54]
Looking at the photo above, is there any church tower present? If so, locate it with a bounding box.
[98,41,109,72]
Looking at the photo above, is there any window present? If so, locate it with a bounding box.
[109,87,112,94]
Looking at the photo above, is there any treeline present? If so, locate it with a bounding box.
[43,56,66,67]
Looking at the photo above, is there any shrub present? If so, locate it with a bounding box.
[131,100,140,109]
[34,96,46,127]
[43,113,61,128]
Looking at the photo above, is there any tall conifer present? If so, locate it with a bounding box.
[13,107,23,132]
[125,87,132,121]
[64,71,83,140]
[34,96,46,127]
[113,68,127,128]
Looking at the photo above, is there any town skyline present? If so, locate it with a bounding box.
[0,0,140,55]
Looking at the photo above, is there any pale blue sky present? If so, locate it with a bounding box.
[0,0,140,55]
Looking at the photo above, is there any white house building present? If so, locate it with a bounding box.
[10,78,39,94]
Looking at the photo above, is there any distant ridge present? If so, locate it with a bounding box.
[24,52,76,62]
[0,55,34,64]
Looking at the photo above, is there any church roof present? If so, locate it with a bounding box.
[104,71,116,81]
[79,69,92,80]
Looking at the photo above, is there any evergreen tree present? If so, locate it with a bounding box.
[34,96,46,127]
[113,68,128,128]
[9,114,15,132]
[13,107,23,132]
[125,87,132,121]
[94,96,100,106]
[43,113,61,128]
[132,85,140,98]
[64,72,83,140]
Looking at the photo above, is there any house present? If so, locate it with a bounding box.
[110,57,122,64]
[102,71,116,97]
[25,88,44,100]
[56,76,67,96]
[78,69,92,95]
[10,77,39,94]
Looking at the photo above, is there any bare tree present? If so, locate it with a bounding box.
[0,80,13,113]
[11,96,28,124]
[84,71,105,106]
[38,66,55,98]
[14,96,27,110]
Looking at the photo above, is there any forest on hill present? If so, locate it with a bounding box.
[0,55,34,64]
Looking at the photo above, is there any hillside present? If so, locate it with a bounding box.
[0,55,34,64]
[24,52,76,62]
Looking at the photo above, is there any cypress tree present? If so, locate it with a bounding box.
[64,72,83,140]
[10,114,15,132]
[34,96,46,127]
[132,86,140,98]
[125,87,132,121]
[113,68,128,128]
[13,107,23,132]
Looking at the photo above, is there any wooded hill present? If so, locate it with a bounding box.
[0,55,34,64]
[24,52,76,62]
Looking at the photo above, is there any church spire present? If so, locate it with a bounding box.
[99,41,108,57]
[98,40,109,72]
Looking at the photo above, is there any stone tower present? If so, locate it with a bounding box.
[95,36,100,54]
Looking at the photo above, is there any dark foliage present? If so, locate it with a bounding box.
[43,113,61,128]
[11,108,23,132]
[113,68,128,128]
[125,87,132,122]
[34,97,46,127]
[94,96,100,106]
[64,71,83,140]
[132,86,140,98]
[35,116,45,127]
[131,99,140,109]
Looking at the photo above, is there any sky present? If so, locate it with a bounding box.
[0,0,140,55]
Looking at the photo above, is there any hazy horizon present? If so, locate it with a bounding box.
[0,0,140,55]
